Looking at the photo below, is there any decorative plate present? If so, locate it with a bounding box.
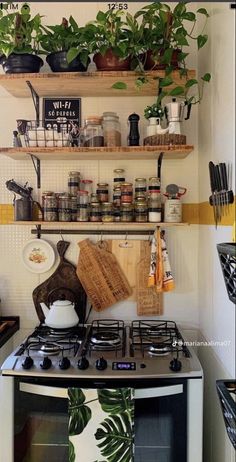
[22,239,55,273]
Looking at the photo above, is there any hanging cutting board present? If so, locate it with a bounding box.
[32,240,87,323]
[136,241,163,316]
[107,240,141,301]
[77,239,132,311]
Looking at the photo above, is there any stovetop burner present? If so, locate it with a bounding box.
[40,343,61,356]
[148,344,170,356]
[90,331,121,347]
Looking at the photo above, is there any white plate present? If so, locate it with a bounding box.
[22,239,55,273]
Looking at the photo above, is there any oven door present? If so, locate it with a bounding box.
[13,378,187,462]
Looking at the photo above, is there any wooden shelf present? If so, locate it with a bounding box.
[0,70,196,98]
[10,221,189,229]
[0,145,193,161]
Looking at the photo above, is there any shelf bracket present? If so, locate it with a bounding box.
[26,81,40,125]
[35,225,41,239]
[30,155,41,189]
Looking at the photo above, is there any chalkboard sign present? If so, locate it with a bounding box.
[43,97,81,129]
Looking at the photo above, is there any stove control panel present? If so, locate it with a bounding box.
[112,362,136,371]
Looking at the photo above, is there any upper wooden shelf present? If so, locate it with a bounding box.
[0,70,196,98]
[0,145,193,160]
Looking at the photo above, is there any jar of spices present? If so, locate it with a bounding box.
[135,197,148,222]
[113,187,121,207]
[58,194,71,222]
[113,168,125,186]
[148,195,162,222]
[70,195,77,222]
[113,207,121,222]
[101,202,114,222]
[83,116,104,147]
[77,190,89,222]
[91,193,99,204]
[120,203,133,222]
[68,171,80,195]
[90,202,101,222]
[43,193,58,222]
[102,112,121,147]
[80,179,93,200]
[96,183,109,203]
[135,178,147,198]
[148,177,161,198]
[121,182,133,203]
[42,191,54,209]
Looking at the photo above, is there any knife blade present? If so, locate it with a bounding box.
[215,164,222,222]
[209,161,218,228]
[219,163,228,215]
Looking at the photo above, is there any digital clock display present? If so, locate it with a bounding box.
[112,362,136,371]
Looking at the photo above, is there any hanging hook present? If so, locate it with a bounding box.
[60,230,64,241]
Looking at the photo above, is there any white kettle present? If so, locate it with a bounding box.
[40,298,79,329]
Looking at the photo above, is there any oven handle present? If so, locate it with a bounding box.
[19,382,183,399]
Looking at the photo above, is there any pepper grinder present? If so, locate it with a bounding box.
[128,113,140,146]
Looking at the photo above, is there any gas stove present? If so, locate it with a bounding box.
[1,319,202,379]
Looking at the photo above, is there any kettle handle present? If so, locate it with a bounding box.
[47,287,76,305]
[185,102,192,120]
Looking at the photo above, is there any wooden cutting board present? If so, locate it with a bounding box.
[108,240,141,301]
[32,240,87,324]
[136,241,163,316]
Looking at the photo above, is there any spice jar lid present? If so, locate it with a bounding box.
[114,169,125,174]
[149,176,160,181]
[97,182,109,187]
[85,116,102,125]
[121,203,133,208]
[102,202,113,206]
[69,171,80,175]
[79,190,89,195]
[121,182,133,187]
[81,179,93,184]
[113,186,121,192]
[135,196,147,202]
[135,177,146,182]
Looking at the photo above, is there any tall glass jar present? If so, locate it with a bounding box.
[120,203,133,222]
[113,187,121,207]
[148,177,161,198]
[135,197,148,222]
[83,116,104,147]
[135,178,147,198]
[43,193,58,222]
[101,202,114,222]
[148,195,162,222]
[77,190,89,222]
[80,179,93,200]
[113,168,125,186]
[90,202,101,222]
[58,194,71,222]
[96,183,109,203]
[121,182,133,204]
[102,112,121,147]
[70,195,77,222]
[68,171,80,195]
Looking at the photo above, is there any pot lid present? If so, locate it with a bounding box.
[52,299,73,307]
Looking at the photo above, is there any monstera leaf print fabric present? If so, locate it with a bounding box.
[68,388,134,462]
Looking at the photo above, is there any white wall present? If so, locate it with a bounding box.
[198,3,235,462]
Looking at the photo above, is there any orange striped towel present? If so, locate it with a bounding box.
[148,228,175,292]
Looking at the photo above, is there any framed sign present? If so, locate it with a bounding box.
[43,97,81,129]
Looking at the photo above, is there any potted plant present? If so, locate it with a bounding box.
[80,9,134,71]
[0,3,43,73]
[40,16,90,72]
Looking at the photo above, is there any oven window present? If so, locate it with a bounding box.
[134,389,187,462]
[14,382,68,462]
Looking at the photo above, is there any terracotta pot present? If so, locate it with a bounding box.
[46,50,90,73]
[144,49,181,71]
[93,49,131,71]
[1,53,43,74]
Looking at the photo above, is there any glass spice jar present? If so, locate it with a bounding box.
[43,193,58,222]
[135,178,147,198]
[80,179,93,199]
[90,202,101,222]
[101,202,114,222]
[113,207,121,222]
[96,183,109,203]
[42,191,54,209]
[83,116,104,147]
[148,177,161,198]
[135,197,148,222]
[121,182,133,203]
[113,168,125,186]
[58,194,71,222]
[148,195,162,222]
[91,193,99,204]
[70,195,77,222]
[120,203,134,222]
[102,112,121,147]
[113,187,121,207]
[68,171,80,195]
[77,190,89,222]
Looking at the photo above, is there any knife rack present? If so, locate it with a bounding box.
[209,190,234,206]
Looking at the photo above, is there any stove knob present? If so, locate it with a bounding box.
[40,356,52,370]
[59,357,70,370]
[169,358,182,372]
[96,357,107,371]
[22,356,34,370]
[78,357,89,370]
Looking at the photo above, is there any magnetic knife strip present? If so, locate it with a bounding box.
[209,161,234,228]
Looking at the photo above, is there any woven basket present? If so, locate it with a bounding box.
[76,239,132,311]
[144,133,186,146]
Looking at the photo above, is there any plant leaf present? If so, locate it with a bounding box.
[201,73,211,82]
[197,8,210,18]
[97,389,133,415]
[169,86,185,96]
[68,388,92,436]
[67,47,78,63]
[95,413,133,462]
[112,81,127,90]
[69,441,75,462]
[159,76,173,88]
[197,34,208,50]
[182,12,196,21]
[185,79,198,88]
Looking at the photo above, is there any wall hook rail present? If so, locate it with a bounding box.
[31,228,159,238]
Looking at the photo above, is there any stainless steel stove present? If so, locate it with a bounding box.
[1,319,202,379]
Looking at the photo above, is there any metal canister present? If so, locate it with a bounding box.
[101,202,114,222]
[120,203,133,222]
[135,178,147,198]
[58,194,71,221]
[96,183,109,203]
[43,193,58,221]
[164,198,182,223]
[68,171,80,195]
[135,197,148,222]
[120,182,133,204]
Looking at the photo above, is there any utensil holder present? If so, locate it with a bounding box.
[217,243,236,304]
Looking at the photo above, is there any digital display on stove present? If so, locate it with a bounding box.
[112,362,136,371]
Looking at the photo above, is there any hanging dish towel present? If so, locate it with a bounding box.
[68,388,134,462]
[148,227,175,292]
